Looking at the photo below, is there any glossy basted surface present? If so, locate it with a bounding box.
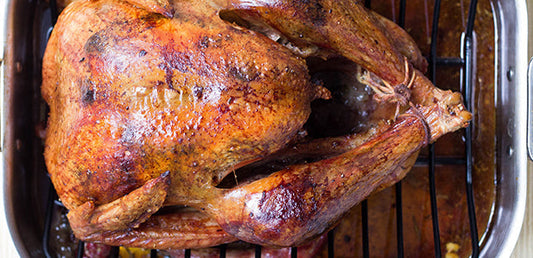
[42,0,470,250]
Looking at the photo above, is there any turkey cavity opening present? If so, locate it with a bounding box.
[217,10,378,189]
[217,57,376,189]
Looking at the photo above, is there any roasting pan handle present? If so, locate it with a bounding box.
[527,58,533,160]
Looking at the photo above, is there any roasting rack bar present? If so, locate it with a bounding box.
[395,1,406,257]
[428,0,443,255]
[463,0,480,256]
[41,0,482,257]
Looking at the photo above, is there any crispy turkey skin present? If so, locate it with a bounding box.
[42,0,470,248]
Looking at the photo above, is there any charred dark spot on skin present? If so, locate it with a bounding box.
[198,35,221,49]
[82,89,96,105]
[255,179,317,225]
[81,79,96,105]
[193,86,203,100]
[297,0,327,26]
[138,13,165,30]
[85,32,108,54]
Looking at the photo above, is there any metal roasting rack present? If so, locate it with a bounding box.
[41,0,482,257]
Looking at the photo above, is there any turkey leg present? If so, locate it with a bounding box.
[206,111,429,247]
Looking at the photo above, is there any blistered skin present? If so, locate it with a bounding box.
[43,0,471,249]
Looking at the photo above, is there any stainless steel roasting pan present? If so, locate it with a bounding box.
[0,0,529,257]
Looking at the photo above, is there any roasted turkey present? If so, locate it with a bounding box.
[42,0,471,249]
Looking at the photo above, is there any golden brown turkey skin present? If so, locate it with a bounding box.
[42,0,470,249]
[43,0,319,210]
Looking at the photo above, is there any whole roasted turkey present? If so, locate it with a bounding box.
[42,0,471,249]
